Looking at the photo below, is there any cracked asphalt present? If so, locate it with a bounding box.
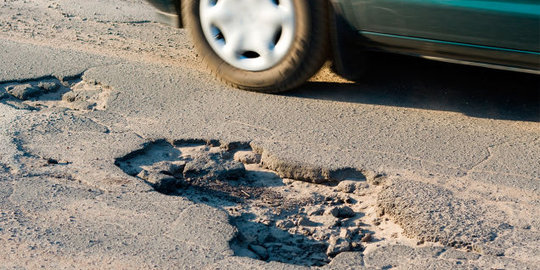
[1,0,539,269]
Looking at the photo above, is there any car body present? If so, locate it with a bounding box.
[145,0,540,91]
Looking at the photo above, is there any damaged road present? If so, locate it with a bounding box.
[115,140,384,266]
[1,0,539,269]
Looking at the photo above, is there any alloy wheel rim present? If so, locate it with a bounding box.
[199,0,296,71]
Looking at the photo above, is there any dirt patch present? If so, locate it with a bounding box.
[115,139,420,266]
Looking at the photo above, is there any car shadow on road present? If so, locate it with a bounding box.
[289,53,539,122]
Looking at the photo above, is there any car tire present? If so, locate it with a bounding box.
[182,0,329,93]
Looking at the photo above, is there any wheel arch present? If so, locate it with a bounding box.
[328,0,368,80]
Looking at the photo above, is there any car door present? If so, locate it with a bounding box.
[345,0,540,53]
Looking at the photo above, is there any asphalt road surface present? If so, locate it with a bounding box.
[1,0,539,269]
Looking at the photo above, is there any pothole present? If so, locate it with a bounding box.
[115,139,417,266]
[0,76,113,112]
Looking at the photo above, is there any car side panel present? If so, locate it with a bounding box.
[343,0,540,52]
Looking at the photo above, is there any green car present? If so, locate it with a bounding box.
[146,0,540,92]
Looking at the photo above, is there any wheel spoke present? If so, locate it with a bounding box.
[201,1,230,30]
[221,28,243,59]
[246,25,276,49]
[275,5,295,28]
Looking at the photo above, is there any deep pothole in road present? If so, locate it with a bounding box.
[115,139,414,266]
[0,76,113,112]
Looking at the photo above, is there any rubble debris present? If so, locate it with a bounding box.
[5,83,43,100]
[327,206,356,219]
[183,152,245,182]
[37,81,61,92]
[361,233,373,243]
[366,172,386,186]
[233,150,261,164]
[0,76,112,112]
[115,140,415,266]
[137,170,182,193]
[337,180,369,194]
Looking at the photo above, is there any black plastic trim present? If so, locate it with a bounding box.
[360,32,540,72]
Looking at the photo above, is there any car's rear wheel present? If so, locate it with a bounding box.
[183,0,329,93]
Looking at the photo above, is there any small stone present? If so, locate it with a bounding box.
[326,206,355,219]
[361,233,373,242]
[233,151,261,164]
[183,155,245,180]
[338,180,370,195]
[296,217,317,227]
[366,173,386,185]
[46,158,59,165]
[391,232,398,238]
[311,230,328,241]
[248,244,268,260]
[339,228,351,238]
[182,156,214,177]
[276,219,295,229]
[5,84,43,100]
[137,170,182,193]
[326,235,350,257]
[337,180,357,193]
[37,81,61,92]
[171,160,187,172]
[142,161,185,177]
[217,160,245,179]
[331,197,345,205]
[372,218,381,226]
[297,227,313,236]
[376,208,385,217]
[62,91,78,102]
